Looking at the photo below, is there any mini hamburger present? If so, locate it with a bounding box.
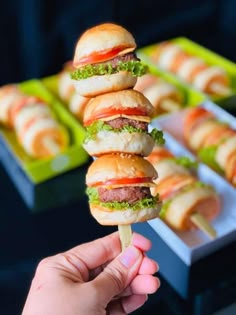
[86,153,162,225]
[83,89,165,156]
[71,23,147,97]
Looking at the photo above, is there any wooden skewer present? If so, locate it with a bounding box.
[43,137,60,155]
[161,98,181,113]
[210,83,232,97]
[118,224,132,251]
[190,212,217,239]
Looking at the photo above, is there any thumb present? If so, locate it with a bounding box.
[90,245,143,304]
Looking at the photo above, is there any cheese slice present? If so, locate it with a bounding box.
[100,114,151,122]
[98,182,156,189]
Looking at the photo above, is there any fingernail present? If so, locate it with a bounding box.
[119,246,140,268]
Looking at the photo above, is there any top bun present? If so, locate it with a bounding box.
[86,153,158,186]
[73,23,136,67]
[83,89,154,124]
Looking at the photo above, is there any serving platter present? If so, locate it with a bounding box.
[146,118,236,265]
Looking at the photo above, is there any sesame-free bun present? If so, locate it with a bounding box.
[84,89,154,124]
[72,71,137,97]
[86,154,158,186]
[83,90,155,156]
[90,203,161,225]
[83,131,154,156]
[73,23,136,67]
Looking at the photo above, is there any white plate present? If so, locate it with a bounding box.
[148,113,236,265]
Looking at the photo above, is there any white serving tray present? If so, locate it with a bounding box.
[148,116,236,265]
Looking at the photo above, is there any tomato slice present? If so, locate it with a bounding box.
[84,107,147,126]
[147,147,174,164]
[90,177,152,187]
[74,46,131,67]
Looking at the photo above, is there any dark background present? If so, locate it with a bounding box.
[1,1,236,314]
[1,0,236,86]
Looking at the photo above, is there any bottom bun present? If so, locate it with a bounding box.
[72,72,137,97]
[83,131,155,156]
[90,203,161,225]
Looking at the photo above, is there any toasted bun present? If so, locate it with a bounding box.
[90,203,161,225]
[84,89,154,123]
[83,130,154,157]
[86,154,158,186]
[73,23,136,67]
[72,72,137,97]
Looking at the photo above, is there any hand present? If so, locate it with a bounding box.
[22,232,160,315]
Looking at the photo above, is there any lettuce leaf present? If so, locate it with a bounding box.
[84,120,165,145]
[71,60,148,80]
[86,187,159,211]
[171,156,198,169]
[149,129,165,145]
[198,146,223,173]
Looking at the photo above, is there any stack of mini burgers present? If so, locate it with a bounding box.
[71,23,164,247]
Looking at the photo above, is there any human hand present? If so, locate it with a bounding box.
[22,232,160,315]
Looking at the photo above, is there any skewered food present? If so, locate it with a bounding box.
[152,42,231,97]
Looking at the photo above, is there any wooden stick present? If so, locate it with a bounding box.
[43,137,60,155]
[118,224,132,251]
[161,99,181,113]
[190,212,217,239]
[210,83,232,97]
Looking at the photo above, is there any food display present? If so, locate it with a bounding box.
[184,106,236,187]
[134,73,183,116]
[147,146,220,238]
[151,41,232,97]
[72,22,164,249]
[0,83,69,159]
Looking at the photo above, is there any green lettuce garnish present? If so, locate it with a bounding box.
[159,199,171,219]
[84,120,165,145]
[172,156,198,169]
[71,60,148,80]
[198,146,223,173]
[86,187,159,211]
[84,121,113,142]
[149,129,165,145]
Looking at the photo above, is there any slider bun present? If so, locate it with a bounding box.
[73,23,136,67]
[83,130,155,157]
[84,89,154,123]
[72,72,137,97]
[90,204,161,225]
[86,153,158,186]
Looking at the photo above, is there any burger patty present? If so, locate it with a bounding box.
[106,117,148,131]
[98,186,151,204]
[98,52,140,68]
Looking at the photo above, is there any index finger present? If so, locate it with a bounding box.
[67,231,151,270]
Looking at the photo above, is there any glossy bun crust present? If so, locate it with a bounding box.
[86,153,158,186]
